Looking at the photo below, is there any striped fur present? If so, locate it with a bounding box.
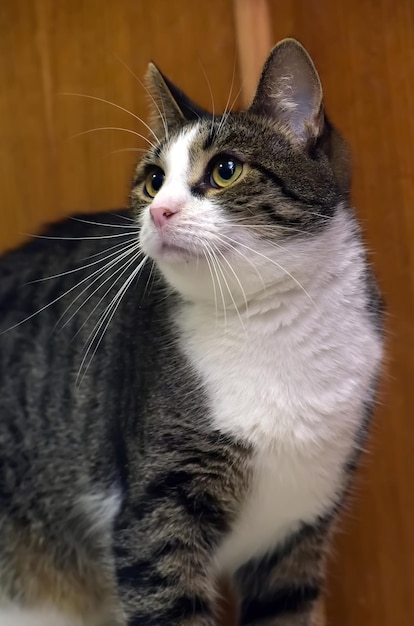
[0,40,383,625]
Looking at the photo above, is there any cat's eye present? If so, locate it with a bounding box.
[144,167,165,198]
[210,156,243,189]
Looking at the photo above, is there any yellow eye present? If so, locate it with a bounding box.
[210,156,243,189]
[144,167,165,198]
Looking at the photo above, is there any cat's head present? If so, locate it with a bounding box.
[133,39,350,306]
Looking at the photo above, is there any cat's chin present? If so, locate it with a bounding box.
[141,229,201,263]
[148,241,195,262]
[141,239,201,268]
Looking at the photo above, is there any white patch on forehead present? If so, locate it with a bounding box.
[146,125,198,214]
[163,125,198,187]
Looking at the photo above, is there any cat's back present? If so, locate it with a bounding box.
[0,211,154,498]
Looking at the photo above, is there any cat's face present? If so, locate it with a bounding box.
[133,39,350,305]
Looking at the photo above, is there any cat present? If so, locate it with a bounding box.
[0,38,384,626]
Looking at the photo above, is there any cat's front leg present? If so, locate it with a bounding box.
[234,522,328,626]
[114,443,249,626]
[115,506,218,625]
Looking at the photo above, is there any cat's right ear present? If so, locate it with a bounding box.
[145,63,207,138]
[249,39,324,145]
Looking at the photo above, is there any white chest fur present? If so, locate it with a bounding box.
[178,241,382,574]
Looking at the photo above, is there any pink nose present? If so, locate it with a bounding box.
[150,205,179,228]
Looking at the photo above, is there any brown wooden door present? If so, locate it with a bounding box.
[1,2,413,625]
[0,0,242,251]
[265,3,414,625]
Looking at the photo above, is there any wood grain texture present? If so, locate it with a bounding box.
[0,0,240,252]
[267,1,414,625]
[1,1,414,625]
[233,0,273,107]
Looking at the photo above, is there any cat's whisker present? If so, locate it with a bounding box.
[219,233,316,307]
[234,223,311,237]
[216,224,293,255]
[81,237,138,261]
[62,92,160,143]
[113,212,136,223]
[228,82,244,114]
[307,211,334,220]
[141,259,155,302]
[201,243,219,326]
[108,147,148,156]
[69,248,143,342]
[77,254,147,386]
[155,88,169,139]
[198,60,216,137]
[178,218,309,254]
[76,251,144,379]
[0,242,138,335]
[71,126,156,150]
[25,231,135,241]
[219,83,244,132]
[26,238,137,284]
[212,233,268,295]
[176,219,309,239]
[212,242,249,332]
[216,56,237,137]
[112,52,169,140]
[204,242,227,330]
[223,223,284,229]
[70,217,138,229]
[221,229,294,255]
[54,244,141,334]
[208,245,238,330]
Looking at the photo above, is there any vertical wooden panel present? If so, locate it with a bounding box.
[0,1,55,249]
[1,1,413,625]
[233,0,273,107]
[0,0,241,252]
[266,2,414,625]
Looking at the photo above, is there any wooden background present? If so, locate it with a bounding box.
[1,1,414,624]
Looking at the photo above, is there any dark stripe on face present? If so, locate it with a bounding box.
[259,203,304,227]
[251,162,325,208]
[240,584,320,625]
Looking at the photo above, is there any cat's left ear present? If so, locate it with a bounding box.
[145,63,207,137]
[249,39,324,144]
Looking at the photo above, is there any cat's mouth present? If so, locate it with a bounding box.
[141,228,202,261]
[140,220,232,264]
[159,241,195,257]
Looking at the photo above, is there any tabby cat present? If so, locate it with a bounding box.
[0,39,383,626]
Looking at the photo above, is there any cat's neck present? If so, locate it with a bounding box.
[178,208,362,335]
[176,207,380,451]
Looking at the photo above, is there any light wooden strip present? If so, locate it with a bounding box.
[233,0,273,108]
